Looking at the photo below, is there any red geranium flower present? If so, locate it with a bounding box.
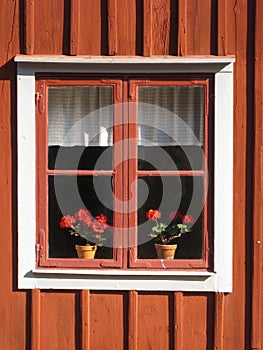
[59,215,76,228]
[182,214,194,224]
[96,214,107,225]
[74,208,91,222]
[146,209,162,221]
[82,215,92,227]
[169,211,182,221]
[92,221,106,234]
[59,208,110,247]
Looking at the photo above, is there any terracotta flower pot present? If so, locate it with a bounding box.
[154,243,178,259]
[75,244,97,259]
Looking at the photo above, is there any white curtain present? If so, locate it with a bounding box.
[48,86,113,146]
[138,86,204,146]
[48,85,204,147]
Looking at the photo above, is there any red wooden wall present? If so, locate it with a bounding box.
[0,0,262,349]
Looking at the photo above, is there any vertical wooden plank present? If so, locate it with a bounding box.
[70,0,79,55]
[78,0,103,55]
[33,0,66,54]
[0,2,27,348]
[217,0,227,55]
[31,289,41,350]
[174,292,183,350]
[143,0,152,56]
[182,294,208,349]
[151,0,170,54]
[89,292,126,349]
[24,0,34,54]
[129,291,138,350]
[222,0,247,349]
[81,290,90,350]
[177,0,187,56]
[116,0,136,55]
[251,1,262,349]
[137,293,170,350]
[187,0,211,54]
[40,292,76,350]
[223,0,236,55]
[108,0,117,55]
[214,293,224,350]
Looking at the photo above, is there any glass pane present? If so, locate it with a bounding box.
[137,176,203,259]
[48,175,113,259]
[48,86,113,170]
[138,86,204,170]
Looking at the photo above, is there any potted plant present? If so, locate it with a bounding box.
[146,209,194,259]
[59,208,111,259]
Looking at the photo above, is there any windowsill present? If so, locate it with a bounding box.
[20,269,220,292]
[32,268,214,276]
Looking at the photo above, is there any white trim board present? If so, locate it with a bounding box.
[16,56,234,292]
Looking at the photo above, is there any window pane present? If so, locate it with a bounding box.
[48,86,113,170]
[138,86,204,170]
[137,176,203,259]
[48,175,113,259]
[138,145,204,171]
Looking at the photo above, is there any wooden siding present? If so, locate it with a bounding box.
[0,0,262,349]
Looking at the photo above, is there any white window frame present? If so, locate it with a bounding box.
[16,55,234,292]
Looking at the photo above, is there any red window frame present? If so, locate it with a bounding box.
[127,79,211,269]
[36,78,123,268]
[35,75,213,270]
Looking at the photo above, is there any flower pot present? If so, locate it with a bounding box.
[75,244,97,259]
[154,243,178,259]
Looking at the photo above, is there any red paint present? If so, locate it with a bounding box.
[0,0,260,349]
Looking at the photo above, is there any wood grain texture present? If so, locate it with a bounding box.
[40,292,76,350]
[187,0,211,54]
[137,293,171,350]
[143,0,152,56]
[78,0,103,55]
[178,0,187,55]
[24,0,34,54]
[70,0,79,55]
[222,0,248,349]
[182,294,210,350]
[217,0,227,55]
[33,0,66,54]
[174,292,183,350]
[116,0,136,55]
[0,2,27,349]
[214,293,224,350]
[225,0,236,55]
[151,0,170,54]
[129,291,138,350]
[31,289,41,350]
[108,0,117,55]
[81,290,90,350]
[89,292,127,350]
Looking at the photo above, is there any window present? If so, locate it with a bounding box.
[16,56,234,291]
